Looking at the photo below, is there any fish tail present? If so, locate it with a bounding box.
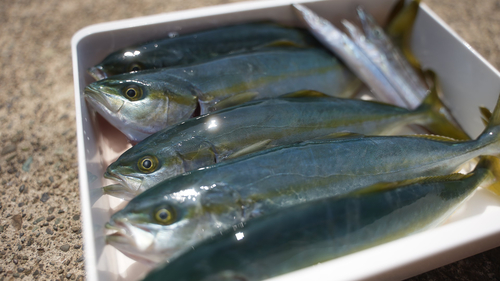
[474,156,500,196]
[478,93,500,154]
[414,71,470,140]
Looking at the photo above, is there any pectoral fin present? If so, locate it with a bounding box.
[227,139,273,160]
[351,173,468,196]
[210,92,259,112]
[480,106,492,127]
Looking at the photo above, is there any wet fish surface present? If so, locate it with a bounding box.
[85,48,359,142]
[141,156,500,281]
[105,93,500,264]
[88,22,321,80]
[104,90,468,200]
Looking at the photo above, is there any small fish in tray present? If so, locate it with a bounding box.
[103,88,468,200]
[140,156,500,281]
[88,22,321,80]
[85,48,359,142]
[105,91,500,265]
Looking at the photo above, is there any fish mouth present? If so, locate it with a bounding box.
[88,66,107,80]
[84,84,124,113]
[102,184,139,200]
[105,222,131,245]
[103,170,144,200]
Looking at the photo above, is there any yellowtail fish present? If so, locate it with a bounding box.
[88,22,320,80]
[85,48,359,142]
[103,89,469,200]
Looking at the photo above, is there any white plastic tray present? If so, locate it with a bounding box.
[71,0,500,280]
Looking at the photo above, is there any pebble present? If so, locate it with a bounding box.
[46,228,53,235]
[40,193,50,203]
[46,215,55,222]
[33,217,45,225]
[0,225,3,233]
[17,267,25,273]
[1,144,16,155]
[48,207,55,214]
[7,166,17,174]
[58,210,65,214]
[33,269,39,276]
[72,214,80,221]
[76,256,84,263]
[73,245,81,249]
[19,185,25,193]
[22,156,33,172]
[11,214,22,230]
[27,237,33,246]
[60,244,70,252]
[17,244,22,251]
[66,273,73,279]
[17,202,24,207]
[71,226,81,233]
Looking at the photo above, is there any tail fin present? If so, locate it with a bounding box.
[483,94,500,133]
[415,71,470,140]
[386,0,421,70]
[475,156,500,196]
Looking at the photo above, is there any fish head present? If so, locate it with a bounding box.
[84,75,198,142]
[105,176,245,264]
[88,47,184,80]
[105,184,216,264]
[88,49,147,80]
[103,145,186,199]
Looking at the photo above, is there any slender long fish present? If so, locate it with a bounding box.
[88,22,320,80]
[105,93,500,264]
[85,48,359,142]
[292,4,406,107]
[141,156,500,281]
[104,90,469,200]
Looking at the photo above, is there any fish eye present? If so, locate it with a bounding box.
[128,63,142,72]
[123,85,142,101]
[154,208,175,225]
[138,155,158,173]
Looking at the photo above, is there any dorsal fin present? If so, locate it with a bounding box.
[476,156,500,196]
[280,89,331,98]
[484,93,500,131]
[256,39,308,48]
[386,0,422,69]
[305,132,365,143]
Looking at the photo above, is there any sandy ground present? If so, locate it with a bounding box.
[0,0,499,280]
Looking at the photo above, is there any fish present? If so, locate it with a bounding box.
[140,156,500,281]
[104,93,500,264]
[292,4,408,107]
[293,3,426,109]
[88,22,320,80]
[103,89,469,200]
[84,48,360,142]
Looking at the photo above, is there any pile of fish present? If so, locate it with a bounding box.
[83,1,500,280]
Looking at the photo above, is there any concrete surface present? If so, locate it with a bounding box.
[0,0,499,280]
